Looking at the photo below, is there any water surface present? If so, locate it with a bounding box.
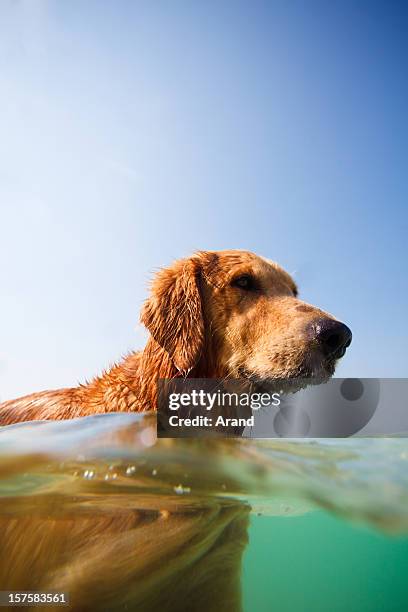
[0,413,407,611]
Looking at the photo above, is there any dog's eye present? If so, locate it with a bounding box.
[231,274,257,291]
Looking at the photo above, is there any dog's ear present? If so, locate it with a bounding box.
[140,257,204,374]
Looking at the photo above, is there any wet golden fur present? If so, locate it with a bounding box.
[0,250,340,425]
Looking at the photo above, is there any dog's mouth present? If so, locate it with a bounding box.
[236,349,340,394]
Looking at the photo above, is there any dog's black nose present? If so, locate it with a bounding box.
[311,319,352,359]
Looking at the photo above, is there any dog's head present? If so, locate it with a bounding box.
[141,250,351,385]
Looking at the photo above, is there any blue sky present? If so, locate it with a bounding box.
[0,0,407,399]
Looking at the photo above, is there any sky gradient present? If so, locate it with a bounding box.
[0,0,407,399]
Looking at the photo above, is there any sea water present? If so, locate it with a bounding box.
[0,413,407,611]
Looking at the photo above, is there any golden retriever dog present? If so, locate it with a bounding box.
[0,250,352,610]
[0,250,351,424]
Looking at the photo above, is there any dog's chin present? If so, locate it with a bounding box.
[237,354,338,394]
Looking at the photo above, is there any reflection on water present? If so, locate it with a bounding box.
[0,413,408,611]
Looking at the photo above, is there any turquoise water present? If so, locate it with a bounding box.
[245,513,408,612]
[0,413,407,611]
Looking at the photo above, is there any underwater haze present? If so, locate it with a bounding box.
[0,414,407,611]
